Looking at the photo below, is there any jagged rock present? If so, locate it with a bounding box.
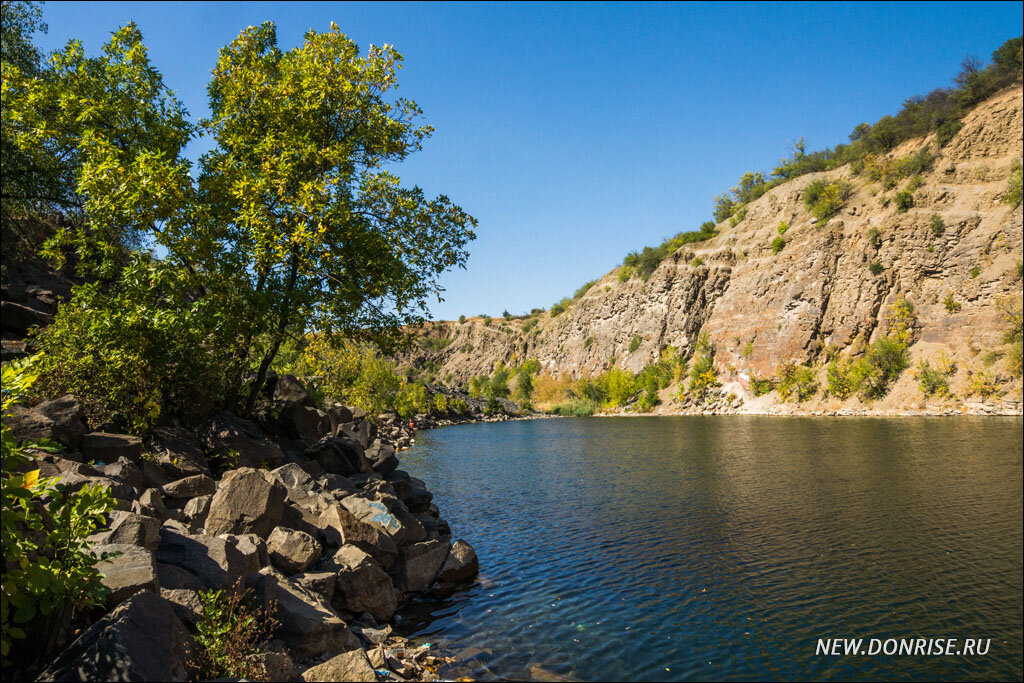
[438,539,480,584]
[148,426,211,478]
[55,471,136,503]
[304,436,372,476]
[3,395,86,449]
[332,545,397,621]
[326,404,354,432]
[258,639,300,683]
[301,648,377,682]
[273,374,316,407]
[139,460,170,489]
[204,468,286,538]
[293,570,337,604]
[98,457,143,492]
[281,404,333,443]
[135,488,168,520]
[401,539,449,593]
[81,432,143,464]
[181,494,212,529]
[251,569,349,659]
[89,510,161,550]
[37,590,193,682]
[316,503,399,568]
[1,300,52,334]
[267,527,321,574]
[223,532,269,575]
[160,588,202,627]
[338,419,376,449]
[161,474,216,501]
[156,562,204,591]
[156,526,248,589]
[198,411,287,470]
[367,441,399,475]
[270,462,321,508]
[92,543,159,608]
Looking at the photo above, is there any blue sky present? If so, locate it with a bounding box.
[34,1,1023,320]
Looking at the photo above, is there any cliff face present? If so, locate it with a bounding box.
[401,88,1024,414]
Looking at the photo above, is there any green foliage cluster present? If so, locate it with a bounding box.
[771,236,785,254]
[804,180,853,222]
[573,280,597,300]
[894,189,914,212]
[863,147,935,189]
[868,261,884,275]
[776,363,818,402]
[917,358,953,398]
[943,292,961,313]
[549,298,570,317]
[628,335,642,354]
[930,214,945,236]
[621,221,717,281]
[521,317,539,333]
[1,355,116,665]
[749,375,774,396]
[686,333,719,402]
[1007,158,1023,207]
[997,296,1023,378]
[3,7,476,429]
[549,398,598,417]
[827,336,910,400]
[189,583,279,681]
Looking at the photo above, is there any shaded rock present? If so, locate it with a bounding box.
[401,539,448,593]
[1,300,52,335]
[160,588,202,627]
[332,545,397,622]
[181,494,212,530]
[81,432,143,464]
[326,404,354,432]
[438,539,479,584]
[156,526,248,589]
[223,532,269,575]
[304,436,371,476]
[198,411,287,470]
[139,460,170,489]
[156,562,205,592]
[319,503,399,568]
[37,590,193,682]
[149,426,211,478]
[89,510,161,551]
[161,474,216,501]
[258,639,300,683]
[301,648,376,683]
[3,395,86,449]
[252,569,349,659]
[205,468,286,538]
[338,419,376,450]
[270,462,319,508]
[56,471,136,503]
[273,374,316,407]
[280,404,333,444]
[135,488,168,521]
[268,527,321,574]
[293,570,337,604]
[93,544,159,608]
[98,457,143,493]
[367,441,398,476]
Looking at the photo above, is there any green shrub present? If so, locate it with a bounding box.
[690,257,704,267]
[2,356,116,665]
[618,266,633,282]
[970,266,981,278]
[628,335,642,353]
[866,227,882,248]
[481,315,492,326]
[573,280,597,300]
[741,340,754,358]
[777,221,789,235]
[521,318,538,333]
[549,398,598,417]
[943,292,961,313]
[749,376,774,396]
[729,206,748,227]
[804,180,852,222]
[687,333,718,401]
[894,190,914,212]
[917,359,951,397]
[1006,158,1023,207]
[930,214,945,236]
[776,363,818,402]
[458,314,466,323]
[826,358,857,399]
[771,236,785,254]
[826,336,909,400]
[550,298,570,317]
[190,583,279,681]
[583,336,593,349]
[868,261,884,275]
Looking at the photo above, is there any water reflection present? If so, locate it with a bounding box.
[399,416,1023,681]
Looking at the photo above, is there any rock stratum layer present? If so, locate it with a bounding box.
[400,88,1024,415]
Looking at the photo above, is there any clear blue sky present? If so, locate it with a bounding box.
[34,1,1023,320]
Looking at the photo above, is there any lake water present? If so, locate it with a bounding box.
[397,416,1023,681]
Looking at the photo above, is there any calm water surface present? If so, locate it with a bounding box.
[398,416,1023,681]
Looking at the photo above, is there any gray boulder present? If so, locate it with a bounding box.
[3,395,86,449]
[156,526,248,589]
[438,539,479,584]
[222,532,269,575]
[81,432,143,464]
[180,494,212,530]
[401,539,449,593]
[252,569,349,659]
[161,474,216,501]
[37,590,193,682]
[89,510,161,551]
[304,436,371,476]
[93,543,159,608]
[148,426,211,478]
[367,441,399,476]
[134,488,168,521]
[301,648,377,682]
[332,545,397,621]
[273,374,317,407]
[268,527,322,574]
[319,503,399,568]
[204,468,286,538]
[98,457,143,493]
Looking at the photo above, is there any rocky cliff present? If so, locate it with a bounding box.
[400,87,1024,415]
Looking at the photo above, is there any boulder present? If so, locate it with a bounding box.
[280,404,333,443]
[204,468,286,538]
[89,510,161,551]
[148,426,211,478]
[37,590,193,682]
[301,648,377,682]
[319,503,399,568]
[304,436,371,476]
[93,543,159,608]
[160,588,202,627]
[268,527,322,574]
[437,539,479,584]
[98,457,143,493]
[401,539,448,593]
[138,460,170,489]
[55,471,136,503]
[3,395,86,449]
[198,411,287,470]
[367,441,398,476]
[270,462,320,508]
[293,570,337,604]
[134,488,168,521]
[180,494,212,529]
[338,419,375,450]
[340,493,404,539]
[156,562,205,592]
[273,374,316,407]
[258,639,300,683]
[332,545,397,622]
[325,404,354,432]
[223,532,269,575]
[161,474,216,501]
[156,526,248,589]
[1,300,52,335]
[252,569,349,659]
[81,432,143,464]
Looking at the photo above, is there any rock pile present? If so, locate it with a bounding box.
[9,374,478,682]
